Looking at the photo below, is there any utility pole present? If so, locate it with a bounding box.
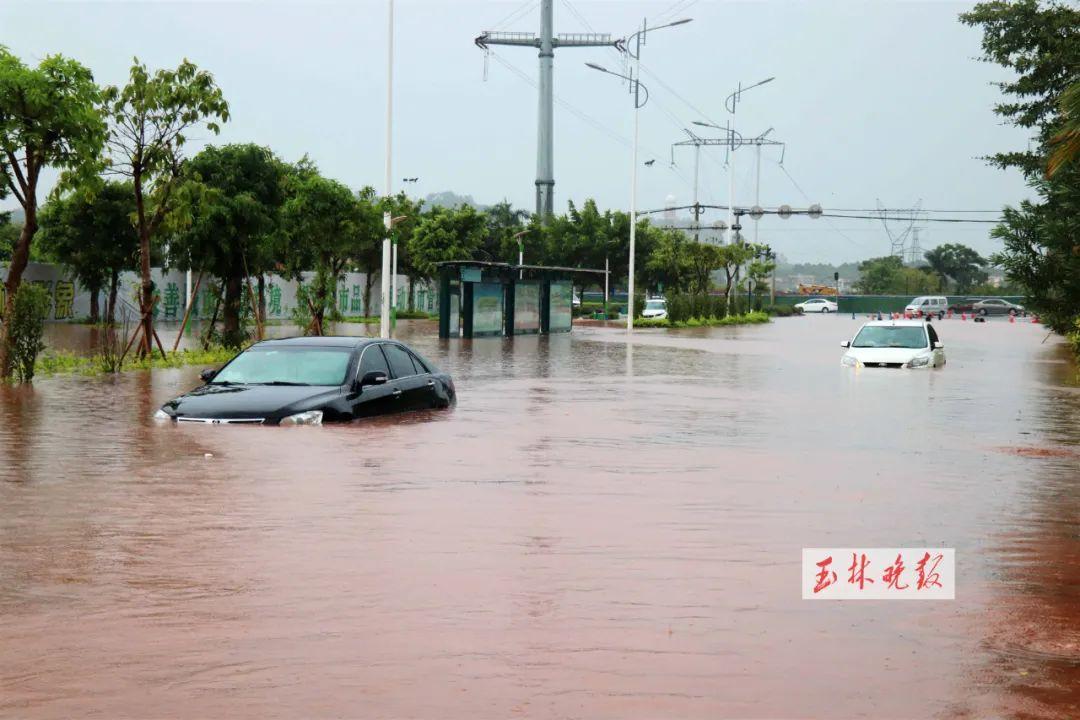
[671,127,734,242]
[380,0,394,339]
[476,0,619,223]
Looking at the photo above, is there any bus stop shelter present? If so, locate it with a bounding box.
[436,261,608,339]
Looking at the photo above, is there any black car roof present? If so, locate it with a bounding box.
[252,336,374,349]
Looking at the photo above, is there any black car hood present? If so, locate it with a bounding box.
[164,383,342,420]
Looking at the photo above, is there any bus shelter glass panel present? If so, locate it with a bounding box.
[449,287,460,336]
[514,282,540,334]
[549,282,573,332]
[473,282,504,336]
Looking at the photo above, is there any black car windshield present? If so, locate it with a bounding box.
[852,326,928,349]
[211,347,352,386]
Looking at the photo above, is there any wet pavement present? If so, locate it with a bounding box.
[2,316,1078,719]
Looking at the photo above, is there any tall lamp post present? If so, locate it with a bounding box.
[586,16,691,331]
[380,0,395,339]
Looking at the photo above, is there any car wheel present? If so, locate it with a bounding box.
[821,307,829,314]
[938,311,944,320]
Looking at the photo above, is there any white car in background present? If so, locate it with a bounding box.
[904,295,948,319]
[642,298,668,320]
[840,320,946,369]
[795,298,838,313]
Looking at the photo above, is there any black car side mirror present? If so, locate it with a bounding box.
[200,368,217,383]
[358,371,388,389]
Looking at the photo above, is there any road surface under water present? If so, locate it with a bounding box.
[2,316,1078,719]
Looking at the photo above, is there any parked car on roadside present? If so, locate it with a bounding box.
[795,298,838,313]
[904,296,948,319]
[840,320,946,369]
[971,298,1025,316]
[154,337,455,425]
[642,297,668,320]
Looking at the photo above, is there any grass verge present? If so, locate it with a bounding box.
[35,346,237,378]
[634,311,771,329]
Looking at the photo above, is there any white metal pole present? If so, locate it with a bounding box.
[391,242,398,308]
[379,0,394,339]
[692,143,700,242]
[185,270,192,309]
[728,88,737,245]
[627,77,639,332]
[754,142,761,246]
[604,255,609,306]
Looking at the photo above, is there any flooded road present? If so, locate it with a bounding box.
[2,316,1078,719]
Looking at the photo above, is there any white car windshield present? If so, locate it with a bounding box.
[852,326,928,349]
[645,300,665,311]
[212,347,353,386]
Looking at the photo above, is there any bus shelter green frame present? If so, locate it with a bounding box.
[436,261,608,339]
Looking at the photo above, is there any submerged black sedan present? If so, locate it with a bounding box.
[155,337,455,426]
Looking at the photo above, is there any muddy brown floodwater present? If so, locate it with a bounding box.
[2,316,1079,719]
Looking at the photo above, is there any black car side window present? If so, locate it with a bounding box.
[927,325,939,344]
[358,345,391,378]
[408,350,429,375]
[382,344,416,380]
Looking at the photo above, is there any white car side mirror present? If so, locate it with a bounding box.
[933,341,944,349]
[840,341,850,348]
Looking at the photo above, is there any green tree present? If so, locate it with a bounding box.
[923,243,988,292]
[379,190,423,312]
[1047,81,1080,176]
[407,204,486,278]
[0,47,106,377]
[170,144,287,346]
[716,242,757,309]
[280,173,377,334]
[104,58,229,355]
[961,0,1080,339]
[854,256,905,294]
[0,212,18,261]
[481,200,528,263]
[37,181,139,323]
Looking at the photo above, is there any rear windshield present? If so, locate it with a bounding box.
[645,300,666,310]
[211,346,352,386]
[852,326,928,349]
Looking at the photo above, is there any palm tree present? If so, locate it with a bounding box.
[1047,81,1080,177]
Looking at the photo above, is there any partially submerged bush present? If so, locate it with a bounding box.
[5,283,51,383]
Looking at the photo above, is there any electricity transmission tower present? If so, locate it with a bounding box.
[671,127,784,243]
[875,199,924,260]
[476,0,619,222]
[906,227,924,265]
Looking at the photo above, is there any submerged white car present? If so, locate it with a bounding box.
[840,320,945,369]
[795,298,838,313]
[642,298,668,319]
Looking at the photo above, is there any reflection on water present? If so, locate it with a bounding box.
[3,316,1079,718]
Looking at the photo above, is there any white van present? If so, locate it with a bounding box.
[904,296,948,318]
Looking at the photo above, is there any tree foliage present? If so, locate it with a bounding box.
[0,46,106,377]
[104,57,229,354]
[923,243,988,293]
[36,180,139,323]
[171,143,286,346]
[961,0,1080,339]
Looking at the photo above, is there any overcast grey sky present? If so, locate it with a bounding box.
[2,0,1032,263]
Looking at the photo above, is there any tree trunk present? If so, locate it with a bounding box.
[257,275,266,326]
[88,287,100,324]
[134,170,155,357]
[222,274,243,347]
[0,199,38,378]
[107,270,120,325]
[363,272,375,319]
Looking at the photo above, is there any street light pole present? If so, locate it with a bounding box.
[586,16,691,332]
[379,0,394,339]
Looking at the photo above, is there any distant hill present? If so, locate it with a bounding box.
[423,191,488,210]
